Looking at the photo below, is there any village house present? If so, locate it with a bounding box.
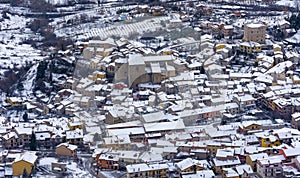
[126,163,168,178]
[255,132,280,148]
[175,158,209,177]
[97,153,119,170]
[246,153,268,172]
[181,170,215,178]
[235,164,255,178]
[55,142,78,157]
[117,150,141,167]
[257,156,283,178]
[12,152,38,176]
[213,148,241,174]
[82,38,116,60]
[143,119,185,136]
[282,148,300,162]
[240,41,262,54]
[292,112,300,129]
[238,121,262,135]
[65,129,84,146]
[222,25,234,37]
[35,131,51,149]
[105,108,127,124]
[2,132,20,149]
[103,135,131,151]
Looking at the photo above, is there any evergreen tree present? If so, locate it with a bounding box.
[31,166,36,176]
[23,168,28,178]
[17,82,24,91]
[62,136,66,143]
[23,112,28,122]
[36,61,48,80]
[49,71,53,83]
[30,131,37,151]
[93,133,101,142]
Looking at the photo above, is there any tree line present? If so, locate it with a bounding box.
[287,13,300,30]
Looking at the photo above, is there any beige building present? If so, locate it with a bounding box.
[257,157,282,178]
[55,142,78,157]
[115,54,176,88]
[126,163,168,178]
[243,23,266,43]
[82,38,116,60]
[222,25,234,36]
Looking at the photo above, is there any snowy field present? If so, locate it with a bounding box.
[53,14,172,40]
[82,16,171,40]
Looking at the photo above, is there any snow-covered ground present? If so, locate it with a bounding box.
[276,0,298,8]
[286,29,300,44]
[39,157,58,168]
[38,157,94,178]
[233,15,287,29]
[66,162,93,178]
[46,0,98,6]
[20,63,38,97]
[0,7,44,79]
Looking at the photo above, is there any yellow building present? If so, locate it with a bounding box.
[273,44,281,52]
[162,48,173,55]
[7,97,23,107]
[240,42,262,53]
[261,135,280,147]
[150,6,165,16]
[243,23,266,43]
[215,44,226,50]
[12,152,38,176]
[67,121,83,130]
[95,71,106,79]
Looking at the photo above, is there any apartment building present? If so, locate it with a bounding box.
[257,157,282,178]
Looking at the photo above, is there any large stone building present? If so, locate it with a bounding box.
[115,54,176,88]
[82,38,116,59]
[243,23,266,43]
